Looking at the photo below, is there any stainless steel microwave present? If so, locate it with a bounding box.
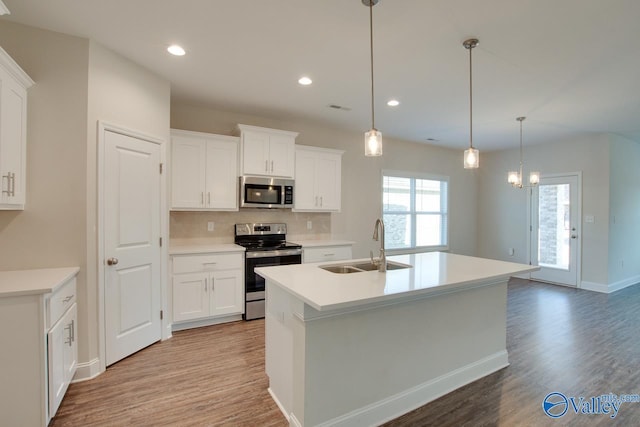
[239,176,294,208]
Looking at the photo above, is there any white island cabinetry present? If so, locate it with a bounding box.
[257,252,537,427]
[170,244,245,330]
[293,145,343,212]
[0,267,79,426]
[170,129,239,211]
[0,47,34,210]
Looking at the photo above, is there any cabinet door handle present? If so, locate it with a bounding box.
[315,196,318,207]
[324,253,335,257]
[71,319,75,343]
[204,278,207,292]
[201,192,204,205]
[265,160,268,172]
[271,161,274,172]
[320,196,323,207]
[211,277,214,291]
[2,172,14,197]
[63,295,74,303]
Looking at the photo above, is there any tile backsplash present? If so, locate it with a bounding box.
[170,210,332,244]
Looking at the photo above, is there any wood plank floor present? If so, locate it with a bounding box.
[52,279,640,426]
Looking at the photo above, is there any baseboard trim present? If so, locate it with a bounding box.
[72,358,102,382]
[267,387,290,423]
[171,314,243,332]
[311,350,509,427]
[581,281,609,293]
[582,276,640,294]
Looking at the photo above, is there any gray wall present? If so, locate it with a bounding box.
[608,135,640,285]
[478,133,611,286]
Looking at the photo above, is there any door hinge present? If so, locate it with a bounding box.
[160,310,163,320]
[160,163,163,174]
[159,237,163,247]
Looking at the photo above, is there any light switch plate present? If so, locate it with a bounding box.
[207,221,215,232]
[585,215,595,224]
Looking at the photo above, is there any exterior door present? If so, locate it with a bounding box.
[104,130,162,366]
[530,174,580,286]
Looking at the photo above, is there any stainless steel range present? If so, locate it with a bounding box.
[235,223,302,320]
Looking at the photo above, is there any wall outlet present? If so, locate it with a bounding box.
[508,248,515,257]
[585,215,595,224]
[207,221,215,232]
[307,220,312,230]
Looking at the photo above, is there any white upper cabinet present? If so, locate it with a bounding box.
[171,129,239,211]
[294,145,343,212]
[237,124,297,178]
[0,47,34,210]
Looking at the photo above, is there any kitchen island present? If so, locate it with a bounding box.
[256,252,537,427]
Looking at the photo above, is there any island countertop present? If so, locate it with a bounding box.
[256,252,537,312]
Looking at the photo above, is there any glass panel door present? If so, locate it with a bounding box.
[530,174,580,286]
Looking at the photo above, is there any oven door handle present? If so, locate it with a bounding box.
[246,249,302,258]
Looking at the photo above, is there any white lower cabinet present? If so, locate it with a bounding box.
[171,251,244,326]
[47,302,77,417]
[302,244,353,263]
[0,268,78,426]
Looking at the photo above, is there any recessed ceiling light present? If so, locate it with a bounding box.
[387,99,400,107]
[298,76,312,85]
[167,45,186,56]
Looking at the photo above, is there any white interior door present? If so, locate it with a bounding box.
[104,130,161,366]
[530,174,581,286]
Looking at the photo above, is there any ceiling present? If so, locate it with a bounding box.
[3,0,640,151]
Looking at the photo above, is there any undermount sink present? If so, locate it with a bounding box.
[320,261,411,274]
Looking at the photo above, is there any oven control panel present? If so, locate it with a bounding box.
[235,223,287,236]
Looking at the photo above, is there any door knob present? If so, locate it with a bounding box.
[107,257,119,266]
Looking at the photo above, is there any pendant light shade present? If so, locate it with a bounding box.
[365,129,382,156]
[464,147,479,169]
[463,38,479,169]
[507,117,539,188]
[363,0,382,157]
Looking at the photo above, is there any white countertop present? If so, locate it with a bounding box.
[290,239,355,248]
[169,243,246,255]
[256,252,537,312]
[0,267,80,297]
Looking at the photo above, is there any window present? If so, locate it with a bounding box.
[382,171,449,251]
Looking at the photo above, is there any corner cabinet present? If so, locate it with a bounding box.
[171,250,244,330]
[237,124,297,178]
[293,145,343,212]
[0,47,34,210]
[170,129,239,210]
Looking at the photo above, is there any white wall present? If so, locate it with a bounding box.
[608,134,640,285]
[478,134,611,286]
[170,103,478,258]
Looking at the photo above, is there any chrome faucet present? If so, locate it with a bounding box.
[372,218,387,272]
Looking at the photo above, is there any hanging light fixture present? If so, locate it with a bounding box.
[462,38,479,168]
[508,116,540,188]
[363,0,382,156]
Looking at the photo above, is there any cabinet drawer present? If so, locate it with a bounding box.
[172,253,244,274]
[303,246,353,263]
[47,277,77,329]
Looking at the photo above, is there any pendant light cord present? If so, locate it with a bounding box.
[519,119,523,166]
[369,1,375,130]
[468,45,473,150]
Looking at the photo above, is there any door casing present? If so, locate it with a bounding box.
[97,121,169,373]
[527,172,582,287]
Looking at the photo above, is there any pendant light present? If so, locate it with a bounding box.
[508,117,540,188]
[463,38,479,168]
[363,0,382,156]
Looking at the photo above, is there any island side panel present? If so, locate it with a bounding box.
[297,281,509,426]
